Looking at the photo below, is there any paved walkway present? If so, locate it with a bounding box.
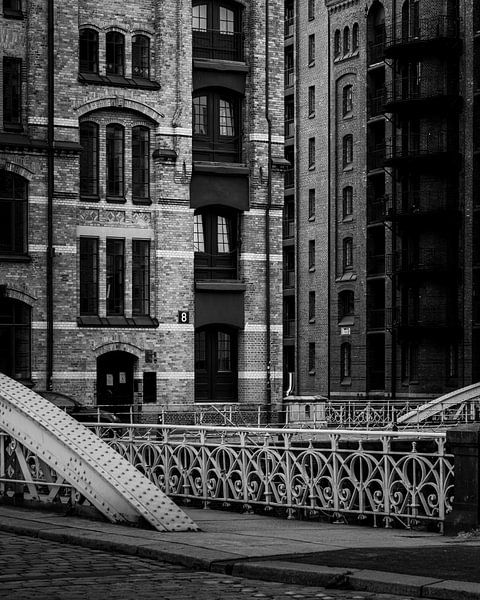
[0,505,479,600]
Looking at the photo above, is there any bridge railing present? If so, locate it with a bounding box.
[91,424,453,531]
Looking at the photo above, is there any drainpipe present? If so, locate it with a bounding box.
[390,0,397,401]
[327,9,332,400]
[264,0,272,423]
[46,0,55,391]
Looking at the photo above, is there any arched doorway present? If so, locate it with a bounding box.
[0,298,31,383]
[96,351,135,413]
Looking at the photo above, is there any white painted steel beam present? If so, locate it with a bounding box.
[0,374,198,532]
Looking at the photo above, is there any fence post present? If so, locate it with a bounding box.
[444,424,480,535]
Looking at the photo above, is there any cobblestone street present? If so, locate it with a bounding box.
[0,532,417,600]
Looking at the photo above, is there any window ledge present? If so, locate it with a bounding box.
[343,164,354,172]
[342,215,354,222]
[309,318,316,324]
[77,315,159,328]
[80,195,100,203]
[0,254,32,263]
[106,196,127,204]
[195,280,246,292]
[309,267,316,273]
[193,161,249,175]
[193,58,248,73]
[132,198,152,206]
[338,315,354,326]
[309,369,316,376]
[340,377,352,386]
[78,72,161,90]
[308,216,315,222]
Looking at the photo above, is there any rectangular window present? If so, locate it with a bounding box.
[308,0,315,20]
[106,239,125,315]
[308,137,315,169]
[132,126,150,201]
[79,237,99,315]
[79,122,99,197]
[3,57,22,130]
[132,240,150,316]
[308,342,315,374]
[3,0,23,18]
[308,34,315,65]
[106,124,124,198]
[309,291,315,322]
[308,189,315,219]
[143,372,157,403]
[308,239,315,270]
[343,238,353,271]
[308,86,315,117]
[106,32,125,76]
[343,85,353,115]
[343,135,353,167]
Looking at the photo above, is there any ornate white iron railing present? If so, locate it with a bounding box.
[97,424,453,531]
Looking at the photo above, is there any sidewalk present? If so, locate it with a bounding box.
[0,504,479,600]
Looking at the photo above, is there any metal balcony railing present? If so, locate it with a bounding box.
[283,319,295,338]
[283,219,295,239]
[388,305,456,329]
[367,90,386,118]
[367,308,386,329]
[386,76,455,106]
[283,269,295,289]
[284,168,294,189]
[367,145,386,171]
[388,248,454,274]
[367,254,385,276]
[396,190,457,215]
[193,29,244,61]
[386,15,458,49]
[386,131,450,161]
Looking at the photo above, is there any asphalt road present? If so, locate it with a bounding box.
[0,531,417,600]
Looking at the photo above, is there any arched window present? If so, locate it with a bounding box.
[193,90,241,162]
[334,29,341,57]
[342,134,353,167]
[194,208,238,279]
[352,23,359,52]
[106,124,125,198]
[79,29,98,74]
[0,298,31,382]
[338,290,354,321]
[343,237,353,271]
[343,26,350,55]
[192,1,244,61]
[132,126,150,201]
[0,170,27,255]
[367,2,386,65]
[195,326,238,401]
[106,31,125,75]
[342,186,353,217]
[342,84,353,115]
[402,0,420,41]
[132,35,150,79]
[79,122,99,198]
[340,342,352,380]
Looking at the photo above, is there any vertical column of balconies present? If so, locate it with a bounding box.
[365,4,387,392]
[283,0,295,391]
[382,5,462,393]
[472,4,480,380]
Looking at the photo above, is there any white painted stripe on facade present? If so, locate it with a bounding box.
[157,372,195,380]
[244,324,283,333]
[246,208,283,217]
[238,371,282,379]
[156,250,194,259]
[32,321,77,330]
[32,321,194,332]
[76,225,153,238]
[28,117,78,128]
[157,204,193,213]
[29,245,76,254]
[241,253,282,262]
[248,134,284,144]
[31,371,97,380]
[157,126,192,137]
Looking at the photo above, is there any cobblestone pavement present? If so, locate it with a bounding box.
[0,532,416,600]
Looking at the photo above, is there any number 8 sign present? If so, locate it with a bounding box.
[178,310,189,324]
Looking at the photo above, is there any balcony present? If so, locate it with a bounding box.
[367,195,392,224]
[284,168,294,189]
[372,190,458,224]
[283,269,295,290]
[367,90,386,119]
[385,131,458,169]
[367,254,385,277]
[367,144,386,171]
[387,305,459,335]
[193,29,244,62]
[367,308,386,330]
[367,39,385,66]
[387,248,456,277]
[283,218,295,239]
[385,76,460,114]
[385,16,459,57]
[284,319,296,339]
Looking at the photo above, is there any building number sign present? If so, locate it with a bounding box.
[178,310,190,324]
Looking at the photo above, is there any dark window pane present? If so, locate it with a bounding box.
[3,57,22,128]
[79,29,98,73]
[79,237,99,315]
[132,126,150,200]
[106,31,125,75]
[193,95,208,135]
[0,298,31,381]
[132,240,150,316]
[80,122,99,196]
[106,239,125,315]
[217,331,231,371]
[0,170,27,254]
[132,35,150,79]
[106,124,124,197]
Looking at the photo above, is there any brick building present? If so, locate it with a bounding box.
[284,0,480,404]
[0,0,285,417]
